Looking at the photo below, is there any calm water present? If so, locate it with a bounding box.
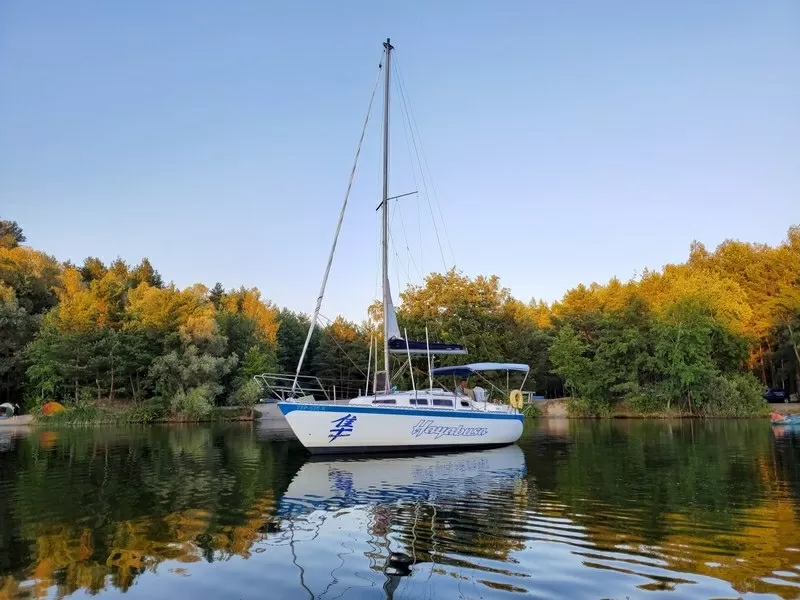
[1,419,800,599]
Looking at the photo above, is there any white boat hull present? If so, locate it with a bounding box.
[278,401,524,454]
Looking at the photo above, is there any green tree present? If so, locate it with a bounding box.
[311,318,370,399]
[652,298,720,411]
[216,307,278,404]
[276,309,316,374]
[0,287,38,403]
[227,346,276,406]
[79,257,107,283]
[549,324,591,398]
[0,219,25,248]
[129,258,163,288]
[149,343,238,416]
[209,282,225,309]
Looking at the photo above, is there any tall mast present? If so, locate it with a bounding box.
[381,37,393,391]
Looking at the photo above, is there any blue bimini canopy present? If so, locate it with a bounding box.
[431,362,530,377]
[388,338,467,355]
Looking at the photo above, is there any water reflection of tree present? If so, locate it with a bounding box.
[528,419,800,599]
[0,425,305,597]
[772,426,800,512]
[537,421,770,538]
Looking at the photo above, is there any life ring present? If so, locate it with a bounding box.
[509,390,524,410]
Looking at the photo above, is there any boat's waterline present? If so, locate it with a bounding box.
[278,401,524,454]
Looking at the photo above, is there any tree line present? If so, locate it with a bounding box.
[1,218,798,417]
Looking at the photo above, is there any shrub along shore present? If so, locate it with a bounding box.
[33,404,259,426]
[533,397,787,419]
[1,218,798,421]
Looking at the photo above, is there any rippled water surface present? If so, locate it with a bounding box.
[2,419,800,599]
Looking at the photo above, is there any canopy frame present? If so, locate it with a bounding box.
[431,363,531,402]
[430,363,530,377]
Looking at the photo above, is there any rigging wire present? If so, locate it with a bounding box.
[393,64,447,272]
[388,231,411,301]
[387,200,407,298]
[395,203,423,280]
[395,54,456,271]
[392,67,426,276]
[393,52,455,271]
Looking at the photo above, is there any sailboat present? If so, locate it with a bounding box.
[277,39,526,454]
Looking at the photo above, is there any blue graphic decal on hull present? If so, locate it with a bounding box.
[328,414,357,442]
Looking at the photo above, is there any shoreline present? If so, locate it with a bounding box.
[532,398,799,419]
[7,399,796,428]
[24,405,262,427]
[0,415,35,427]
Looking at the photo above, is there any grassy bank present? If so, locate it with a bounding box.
[533,397,777,419]
[34,403,259,426]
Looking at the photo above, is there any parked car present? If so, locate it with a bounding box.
[764,388,791,402]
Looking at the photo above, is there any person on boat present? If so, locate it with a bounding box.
[771,411,786,423]
[472,385,487,403]
[457,379,474,400]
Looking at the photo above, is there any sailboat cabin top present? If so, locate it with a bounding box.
[349,388,519,414]
[345,362,530,414]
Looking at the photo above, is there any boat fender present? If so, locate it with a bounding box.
[509,390,524,410]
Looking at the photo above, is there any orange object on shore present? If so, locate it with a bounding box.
[41,401,66,415]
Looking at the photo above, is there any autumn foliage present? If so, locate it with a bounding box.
[0,222,280,417]
[395,227,800,415]
[1,218,798,417]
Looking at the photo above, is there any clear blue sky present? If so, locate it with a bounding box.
[1,1,798,323]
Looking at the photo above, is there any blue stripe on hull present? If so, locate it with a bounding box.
[305,441,515,455]
[278,401,524,422]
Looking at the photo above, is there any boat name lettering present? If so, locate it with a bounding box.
[410,419,488,440]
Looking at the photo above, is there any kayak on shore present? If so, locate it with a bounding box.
[770,411,800,426]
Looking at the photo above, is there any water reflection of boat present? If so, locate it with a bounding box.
[277,445,527,517]
[274,445,528,599]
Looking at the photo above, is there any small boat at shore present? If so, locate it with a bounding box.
[770,412,800,426]
[275,39,526,455]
